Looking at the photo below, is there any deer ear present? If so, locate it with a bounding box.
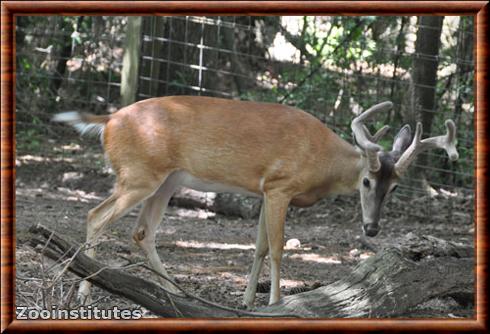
[392,125,412,155]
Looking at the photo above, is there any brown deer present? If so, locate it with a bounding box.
[53,96,458,308]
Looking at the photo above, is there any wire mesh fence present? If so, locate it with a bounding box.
[16,16,126,135]
[15,15,475,223]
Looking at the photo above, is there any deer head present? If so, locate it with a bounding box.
[351,102,458,237]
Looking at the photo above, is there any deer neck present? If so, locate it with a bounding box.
[334,145,366,194]
[323,141,365,196]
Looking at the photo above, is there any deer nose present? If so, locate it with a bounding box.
[363,223,379,237]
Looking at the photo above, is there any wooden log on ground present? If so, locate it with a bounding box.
[27,225,473,318]
[169,188,262,219]
[28,224,241,318]
[262,242,473,317]
[213,193,261,219]
[169,188,215,211]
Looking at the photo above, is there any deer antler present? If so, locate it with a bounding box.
[394,120,459,176]
[363,124,390,143]
[351,101,393,172]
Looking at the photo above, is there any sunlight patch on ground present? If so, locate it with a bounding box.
[53,187,104,202]
[280,279,306,288]
[175,269,303,289]
[174,208,216,219]
[16,152,106,167]
[16,154,76,166]
[174,268,248,284]
[175,240,255,250]
[52,143,82,152]
[219,271,248,285]
[348,248,374,261]
[289,252,342,264]
[16,186,103,203]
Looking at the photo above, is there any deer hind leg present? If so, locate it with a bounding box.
[243,202,268,308]
[132,173,182,294]
[77,177,161,304]
[263,191,290,305]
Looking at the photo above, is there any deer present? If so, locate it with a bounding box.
[53,96,458,308]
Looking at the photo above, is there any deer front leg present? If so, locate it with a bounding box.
[263,192,290,305]
[243,203,268,308]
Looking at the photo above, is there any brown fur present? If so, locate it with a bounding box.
[101,96,363,206]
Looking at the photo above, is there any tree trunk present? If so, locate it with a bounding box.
[453,17,473,127]
[51,18,78,93]
[28,225,473,318]
[120,17,142,106]
[387,17,408,125]
[411,16,444,189]
[413,16,444,137]
[221,25,247,95]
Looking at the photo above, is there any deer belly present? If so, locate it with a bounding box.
[176,171,260,197]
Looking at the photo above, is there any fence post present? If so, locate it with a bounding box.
[121,17,142,106]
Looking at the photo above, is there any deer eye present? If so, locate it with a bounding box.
[363,178,370,188]
[390,185,398,193]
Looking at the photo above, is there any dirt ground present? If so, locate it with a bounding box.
[15,134,475,318]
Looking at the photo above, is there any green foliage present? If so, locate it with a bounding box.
[245,16,474,189]
[17,128,43,152]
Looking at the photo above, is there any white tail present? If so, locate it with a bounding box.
[53,111,108,140]
[54,96,458,307]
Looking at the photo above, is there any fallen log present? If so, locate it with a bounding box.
[28,225,473,318]
[28,225,243,318]
[263,242,473,317]
[169,188,261,219]
[169,188,215,211]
